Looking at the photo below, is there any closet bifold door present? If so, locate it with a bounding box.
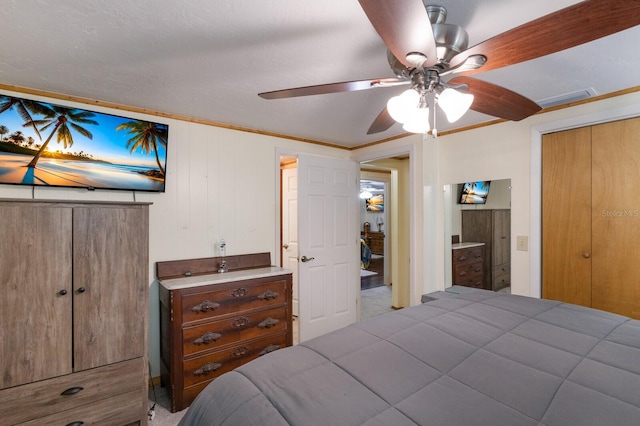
[0,204,73,388]
[591,118,640,319]
[72,205,148,371]
[541,127,592,307]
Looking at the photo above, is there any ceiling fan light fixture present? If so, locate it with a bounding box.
[402,105,431,134]
[387,89,420,123]
[437,87,474,123]
[360,189,373,199]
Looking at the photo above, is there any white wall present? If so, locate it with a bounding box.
[437,90,640,298]
[0,88,350,378]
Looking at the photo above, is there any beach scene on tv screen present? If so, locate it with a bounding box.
[0,94,168,192]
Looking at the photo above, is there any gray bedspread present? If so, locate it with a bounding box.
[179,289,640,425]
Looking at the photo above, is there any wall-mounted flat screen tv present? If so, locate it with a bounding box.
[0,93,168,192]
[458,181,491,204]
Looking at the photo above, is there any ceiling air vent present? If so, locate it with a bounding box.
[537,88,597,109]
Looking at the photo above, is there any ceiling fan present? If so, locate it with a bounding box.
[259,0,640,136]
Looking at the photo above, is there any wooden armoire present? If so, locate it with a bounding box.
[542,117,640,319]
[0,199,149,425]
[461,209,511,291]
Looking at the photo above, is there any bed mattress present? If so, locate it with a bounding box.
[179,288,640,425]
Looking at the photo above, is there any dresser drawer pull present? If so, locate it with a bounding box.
[194,331,222,345]
[65,422,84,426]
[193,362,222,376]
[231,317,249,328]
[231,287,247,297]
[259,344,281,356]
[191,300,220,313]
[459,271,467,276]
[258,318,280,329]
[458,255,467,261]
[61,386,84,396]
[232,346,248,357]
[257,289,279,301]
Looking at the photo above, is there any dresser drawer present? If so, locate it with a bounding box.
[0,358,143,425]
[452,247,483,266]
[183,333,287,388]
[183,306,288,356]
[182,279,287,323]
[453,263,483,288]
[17,389,142,426]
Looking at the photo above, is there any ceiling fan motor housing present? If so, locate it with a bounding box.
[387,5,468,77]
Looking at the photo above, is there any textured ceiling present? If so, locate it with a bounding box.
[2,0,640,148]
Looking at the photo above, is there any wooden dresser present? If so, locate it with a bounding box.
[361,231,384,255]
[451,242,485,289]
[0,200,149,425]
[157,253,292,412]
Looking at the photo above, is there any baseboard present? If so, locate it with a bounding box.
[149,375,161,388]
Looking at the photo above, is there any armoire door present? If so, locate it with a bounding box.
[542,126,592,307]
[542,117,640,319]
[72,205,148,371]
[0,204,73,388]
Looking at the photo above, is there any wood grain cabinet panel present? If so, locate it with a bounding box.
[461,209,511,291]
[159,264,292,412]
[0,200,149,425]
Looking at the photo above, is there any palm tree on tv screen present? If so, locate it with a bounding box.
[0,95,52,141]
[116,120,167,177]
[25,105,97,168]
[0,125,8,141]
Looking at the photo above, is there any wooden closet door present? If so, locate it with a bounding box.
[591,117,640,319]
[72,205,148,371]
[0,204,72,388]
[542,127,592,306]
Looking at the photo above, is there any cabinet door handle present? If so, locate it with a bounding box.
[259,344,281,356]
[193,362,221,376]
[191,300,220,313]
[257,289,279,301]
[61,386,84,396]
[76,287,86,294]
[193,331,222,345]
[65,422,84,426]
[58,289,68,296]
[258,318,280,329]
[583,252,591,258]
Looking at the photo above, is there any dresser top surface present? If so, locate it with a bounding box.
[452,242,485,250]
[159,266,291,290]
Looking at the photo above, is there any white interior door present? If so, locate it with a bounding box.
[281,167,299,316]
[298,154,359,342]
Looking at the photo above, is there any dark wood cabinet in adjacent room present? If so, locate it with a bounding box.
[462,209,511,291]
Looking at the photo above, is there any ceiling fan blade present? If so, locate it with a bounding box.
[450,0,640,74]
[448,76,541,121]
[358,0,437,68]
[367,107,396,134]
[259,78,405,99]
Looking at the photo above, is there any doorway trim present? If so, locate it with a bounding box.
[530,102,640,298]
[352,140,421,306]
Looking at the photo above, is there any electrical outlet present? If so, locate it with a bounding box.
[517,235,528,251]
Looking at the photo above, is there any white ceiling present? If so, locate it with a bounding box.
[2,0,640,149]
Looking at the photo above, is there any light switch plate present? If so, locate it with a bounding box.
[517,235,528,251]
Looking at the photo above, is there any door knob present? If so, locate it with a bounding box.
[300,255,315,263]
[283,243,289,249]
